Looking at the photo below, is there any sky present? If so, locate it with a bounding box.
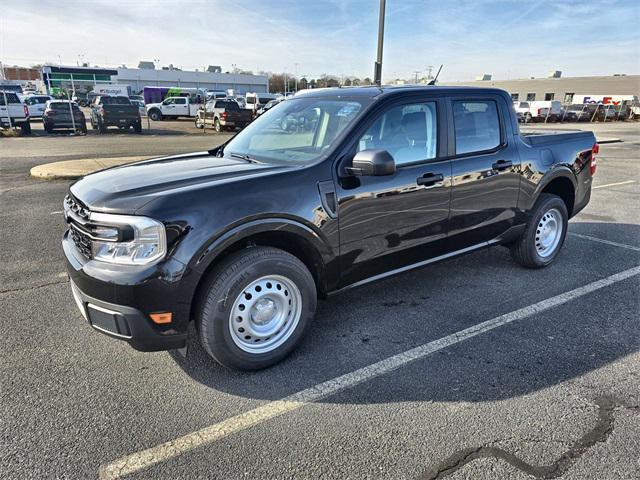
[1,0,639,82]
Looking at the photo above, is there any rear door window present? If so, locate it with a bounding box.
[0,92,20,105]
[452,100,501,155]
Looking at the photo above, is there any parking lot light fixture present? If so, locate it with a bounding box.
[374,0,386,86]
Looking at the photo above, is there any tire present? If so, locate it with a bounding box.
[98,120,107,134]
[44,124,53,134]
[78,122,87,134]
[524,112,532,123]
[214,118,221,133]
[510,193,568,268]
[133,121,142,134]
[20,121,32,135]
[195,117,204,129]
[197,246,317,370]
[149,109,162,121]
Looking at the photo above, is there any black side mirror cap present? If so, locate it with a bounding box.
[346,149,396,176]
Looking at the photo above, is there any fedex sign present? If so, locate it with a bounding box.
[574,94,634,105]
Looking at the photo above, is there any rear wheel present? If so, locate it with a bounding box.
[98,120,107,133]
[214,118,221,132]
[195,117,204,129]
[20,121,32,135]
[133,121,142,134]
[510,193,568,268]
[197,246,316,370]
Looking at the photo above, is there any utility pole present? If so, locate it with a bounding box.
[413,71,421,84]
[294,62,299,91]
[427,65,434,81]
[374,0,386,85]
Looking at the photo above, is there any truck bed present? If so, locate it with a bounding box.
[520,129,595,147]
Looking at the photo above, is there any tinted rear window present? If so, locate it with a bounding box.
[0,92,21,105]
[216,101,239,109]
[453,100,501,155]
[100,96,131,105]
[50,103,79,111]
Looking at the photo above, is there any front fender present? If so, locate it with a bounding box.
[193,216,334,275]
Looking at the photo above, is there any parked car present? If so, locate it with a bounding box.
[146,96,201,121]
[0,90,31,134]
[42,100,87,134]
[257,98,283,116]
[131,99,146,118]
[195,99,253,132]
[129,95,144,102]
[23,94,54,118]
[62,86,597,370]
[561,104,592,122]
[90,95,141,133]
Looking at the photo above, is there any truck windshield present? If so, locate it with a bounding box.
[224,97,368,165]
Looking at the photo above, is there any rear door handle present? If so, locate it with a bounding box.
[417,173,444,188]
[492,160,513,171]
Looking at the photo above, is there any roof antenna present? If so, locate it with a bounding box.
[428,65,443,85]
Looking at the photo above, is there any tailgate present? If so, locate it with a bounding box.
[104,105,139,119]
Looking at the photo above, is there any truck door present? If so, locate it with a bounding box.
[446,95,521,248]
[335,97,452,287]
[173,97,188,117]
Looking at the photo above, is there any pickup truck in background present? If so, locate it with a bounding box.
[62,86,597,370]
[146,96,201,121]
[195,99,253,132]
[90,95,142,133]
[23,94,54,118]
[0,91,31,134]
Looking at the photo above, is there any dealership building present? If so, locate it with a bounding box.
[442,74,640,103]
[38,65,268,95]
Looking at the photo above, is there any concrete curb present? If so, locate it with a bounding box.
[30,156,150,180]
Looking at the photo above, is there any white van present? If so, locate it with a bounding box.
[516,101,562,122]
[245,92,278,111]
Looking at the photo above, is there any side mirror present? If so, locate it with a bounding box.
[346,149,395,176]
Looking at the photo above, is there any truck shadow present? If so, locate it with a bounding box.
[170,221,639,405]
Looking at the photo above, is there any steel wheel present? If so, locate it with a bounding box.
[535,208,563,258]
[229,275,302,354]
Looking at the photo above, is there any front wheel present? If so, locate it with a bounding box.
[197,247,317,370]
[510,193,568,268]
[148,110,162,121]
[195,117,204,129]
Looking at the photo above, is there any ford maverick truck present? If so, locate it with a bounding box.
[62,86,597,370]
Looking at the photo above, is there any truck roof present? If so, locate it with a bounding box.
[294,85,509,99]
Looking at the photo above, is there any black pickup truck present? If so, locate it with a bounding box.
[62,86,597,370]
[90,95,142,133]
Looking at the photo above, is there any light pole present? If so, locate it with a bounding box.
[427,65,434,81]
[294,62,298,91]
[374,0,386,85]
[413,71,421,84]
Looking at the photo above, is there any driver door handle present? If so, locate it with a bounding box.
[492,160,513,171]
[417,173,444,188]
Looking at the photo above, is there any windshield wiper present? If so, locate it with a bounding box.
[229,152,261,164]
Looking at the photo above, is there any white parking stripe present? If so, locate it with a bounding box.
[99,265,640,479]
[569,233,640,252]
[592,180,635,189]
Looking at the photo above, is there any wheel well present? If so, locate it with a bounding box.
[189,231,326,323]
[541,177,575,216]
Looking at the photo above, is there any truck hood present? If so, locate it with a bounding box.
[70,151,291,213]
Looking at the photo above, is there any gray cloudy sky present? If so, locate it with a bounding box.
[2,0,639,81]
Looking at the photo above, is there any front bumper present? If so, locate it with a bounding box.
[63,231,191,351]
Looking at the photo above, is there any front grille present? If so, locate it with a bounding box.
[70,224,92,258]
[64,194,89,219]
[65,194,92,258]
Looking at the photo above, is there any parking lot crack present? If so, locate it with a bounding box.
[0,279,68,294]
[418,396,636,479]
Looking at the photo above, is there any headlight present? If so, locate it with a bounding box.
[88,212,166,265]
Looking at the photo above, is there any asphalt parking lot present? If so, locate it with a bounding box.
[1,121,639,479]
